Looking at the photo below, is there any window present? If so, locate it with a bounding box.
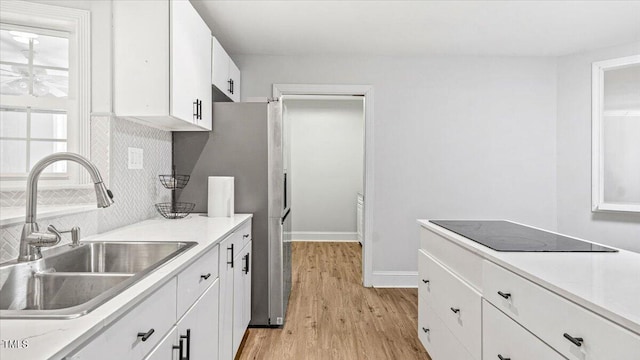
[0,1,90,189]
[592,55,640,213]
[1,25,70,180]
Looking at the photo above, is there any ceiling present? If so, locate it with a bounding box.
[191,0,640,57]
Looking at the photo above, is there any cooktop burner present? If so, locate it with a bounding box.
[429,220,617,252]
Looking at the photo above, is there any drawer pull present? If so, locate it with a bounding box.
[422,327,429,333]
[563,333,584,347]
[421,279,430,284]
[497,355,511,360]
[243,234,250,239]
[137,328,155,342]
[200,273,211,280]
[450,307,460,314]
[497,291,511,299]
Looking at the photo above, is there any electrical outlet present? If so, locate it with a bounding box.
[128,147,143,169]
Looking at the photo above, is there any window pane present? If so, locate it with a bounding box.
[0,139,26,173]
[0,28,69,98]
[33,33,69,68]
[0,29,29,64]
[603,116,640,204]
[603,65,640,112]
[31,111,67,139]
[33,68,69,98]
[0,63,30,96]
[0,108,27,138]
[30,140,67,173]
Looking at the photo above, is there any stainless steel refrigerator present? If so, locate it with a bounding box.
[173,100,292,326]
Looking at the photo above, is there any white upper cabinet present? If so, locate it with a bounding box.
[113,0,212,131]
[212,37,241,102]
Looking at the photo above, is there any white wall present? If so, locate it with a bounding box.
[556,42,640,253]
[285,99,364,240]
[237,55,558,274]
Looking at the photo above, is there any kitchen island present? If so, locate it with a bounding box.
[0,214,252,360]
[417,219,640,360]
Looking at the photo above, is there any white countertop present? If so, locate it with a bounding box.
[0,213,252,360]
[418,219,640,336]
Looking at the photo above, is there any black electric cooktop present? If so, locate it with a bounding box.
[429,220,617,252]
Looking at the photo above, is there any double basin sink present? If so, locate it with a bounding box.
[0,241,196,319]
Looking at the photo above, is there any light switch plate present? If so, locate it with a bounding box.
[128,147,143,169]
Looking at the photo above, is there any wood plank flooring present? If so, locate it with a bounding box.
[237,242,431,360]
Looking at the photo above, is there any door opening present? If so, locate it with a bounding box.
[273,85,374,287]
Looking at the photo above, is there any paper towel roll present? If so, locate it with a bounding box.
[208,176,234,217]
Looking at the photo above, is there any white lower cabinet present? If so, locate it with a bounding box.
[67,243,230,360]
[175,279,220,360]
[483,300,565,360]
[69,279,177,360]
[483,259,640,360]
[419,250,481,358]
[418,298,474,360]
[233,241,252,356]
[417,225,640,360]
[219,222,253,360]
[145,280,220,360]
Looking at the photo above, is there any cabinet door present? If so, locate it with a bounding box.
[144,327,178,360]
[243,243,252,330]
[177,279,220,360]
[232,250,246,357]
[231,242,252,358]
[212,37,230,95]
[170,0,211,127]
[219,237,235,360]
[228,59,241,102]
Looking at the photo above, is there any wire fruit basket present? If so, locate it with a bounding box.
[155,202,195,219]
[155,167,194,219]
[159,174,190,190]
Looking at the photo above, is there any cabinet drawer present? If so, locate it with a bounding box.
[420,227,482,291]
[418,250,429,299]
[238,221,252,248]
[177,244,219,318]
[419,251,481,358]
[71,279,177,360]
[220,223,251,271]
[418,298,475,360]
[483,260,640,360]
[483,300,565,360]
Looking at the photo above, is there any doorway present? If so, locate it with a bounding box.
[274,84,374,287]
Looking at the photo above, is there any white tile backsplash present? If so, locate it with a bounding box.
[0,116,172,263]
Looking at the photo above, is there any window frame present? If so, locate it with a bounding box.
[0,1,90,190]
[591,54,640,213]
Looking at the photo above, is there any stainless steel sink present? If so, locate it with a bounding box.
[0,241,196,319]
[47,241,195,273]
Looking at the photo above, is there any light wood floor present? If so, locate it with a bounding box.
[237,242,431,360]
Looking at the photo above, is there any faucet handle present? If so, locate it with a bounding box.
[47,225,62,237]
[24,225,62,248]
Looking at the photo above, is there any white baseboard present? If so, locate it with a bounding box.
[371,271,418,288]
[291,231,358,242]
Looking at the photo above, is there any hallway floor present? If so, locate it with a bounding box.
[237,242,431,360]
